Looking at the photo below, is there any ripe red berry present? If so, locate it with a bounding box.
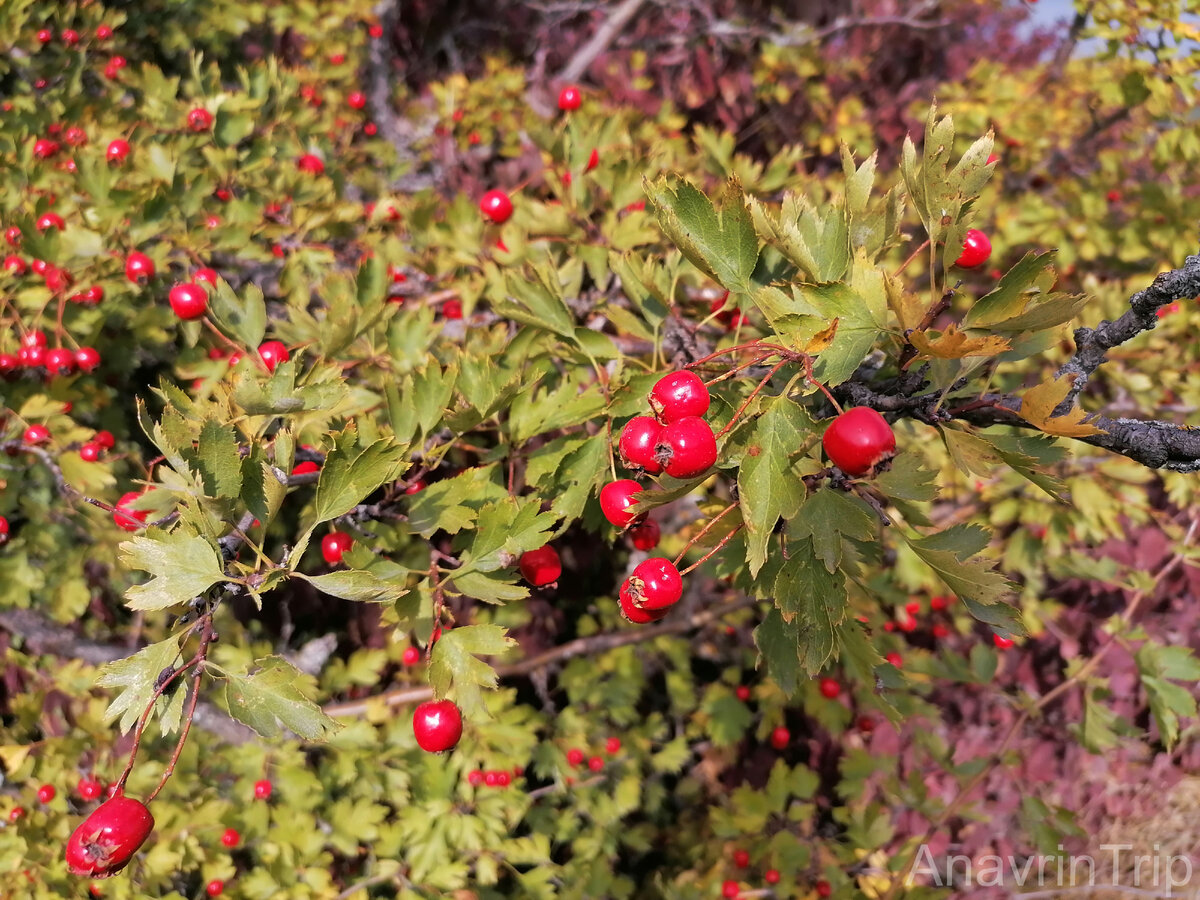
[618,416,664,473]
[769,726,790,750]
[629,518,661,551]
[496,771,511,787]
[61,28,80,45]
[413,700,464,752]
[599,479,644,528]
[125,251,155,283]
[37,28,53,43]
[23,424,50,446]
[37,784,55,804]
[33,138,60,159]
[64,795,154,877]
[658,416,718,478]
[557,85,582,111]
[649,371,710,423]
[993,633,1014,650]
[765,869,780,884]
[75,347,101,372]
[735,685,751,702]
[105,139,130,163]
[954,228,992,268]
[347,91,366,109]
[722,879,740,899]
[819,677,840,699]
[822,407,896,476]
[96,24,113,40]
[620,557,683,612]
[932,623,951,639]
[168,282,208,320]
[5,226,20,246]
[44,266,72,292]
[4,255,26,275]
[206,880,224,896]
[82,285,105,305]
[442,298,463,320]
[402,646,421,666]
[9,806,24,821]
[605,736,621,754]
[44,348,75,376]
[885,651,903,668]
[816,880,832,898]
[113,491,149,532]
[585,148,599,172]
[64,126,88,146]
[898,614,917,633]
[187,107,214,131]
[253,779,272,800]
[220,827,240,848]
[296,154,324,175]
[258,340,289,372]
[858,716,875,732]
[292,460,320,475]
[930,595,951,611]
[0,516,8,543]
[519,545,562,586]
[467,770,484,786]
[587,755,604,772]
[94,431,115,450]
[321,531,352,565]
[368,22,383,38]
[21,330,46,348]
[483,770,499,787]
[566,748,584,767]
[18,345,45,368]
[78,777,103,801]
[37,212,65,231]
[479,189,513,224]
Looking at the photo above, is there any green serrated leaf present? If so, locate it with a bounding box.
[96,637,184,733]
[314,429,407,523]
[427,625,516,718]
[120,529,225,610]
[299,570,409,603]
[196,419,242,498]
[222,657,340,741]
[789,488,877,572]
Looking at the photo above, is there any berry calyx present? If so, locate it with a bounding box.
[620,557,683,612]
[821,407,896,476]
[65,795,155,878]
[105,139,130,163]
[657,416,718,478]
[818,677,840,699]
[769,726,790,750]
[37,784,56,804]
[479,189,513,224]
[617,415,664,473]
[168,282,208,320]
[253,779,272,800]
[124,251,155,284]
[629,518,661,551]
[519,545,562,586]
[557,85,582,111]
[112,491,150,532]
[257,340,289,372]
[618,588,667,624]
[23,424,51,446]
[220,827,240,848]
[648,371,710,423]
[954,228,992,268]
[321,531,352,565]
[412,699,464,752]
[77,777,103,802]
[599,479,644,528]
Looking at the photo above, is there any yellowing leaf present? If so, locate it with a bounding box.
[909,325,1010,359]
[1018,376,1106,437]
[800,318,839,354]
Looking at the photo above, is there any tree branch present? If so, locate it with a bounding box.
[554,0,646,84]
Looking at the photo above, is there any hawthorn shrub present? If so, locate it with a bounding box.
[2,2,1200,899]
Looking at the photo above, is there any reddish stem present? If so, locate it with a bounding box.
[716,360,789,439]
[680,524,745,576]
[673,503,740,567]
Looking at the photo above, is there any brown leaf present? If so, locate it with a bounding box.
[1017,375,1106,437]
[909,324,1010,359]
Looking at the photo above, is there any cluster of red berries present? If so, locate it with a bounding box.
[0,327,101,381]
[566,735,621,772]
[720,846,784,898]
[466,767,519,788]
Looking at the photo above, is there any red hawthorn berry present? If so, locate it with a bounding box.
[818,677,840,699]
[898,614,917,633]
[883,621,895,632]
[467,770,484,786]
[37,28,53,43]
[37,212,65,231]
[187,107,214,131]
[9,806,24,822]
[19,345,45,368]
[605,736,621,754]
[816,879,832,898]
[620,557,683,611]
[954,228,992,268]
[657,416,718,479]
[413,700,464,752]
[0,354,15,375]
[253,779,272,800]
[619,588,668,624]
[566,748,585,767]
[483,770,499,787]
[321,531,352,565]
[61,29,80,45]
[1106,189,1121,203]
[105,139,130,163]
[585,148,599,172]
[64,795,155,878]
[496,771,511,787]
[557,85,582,111]
[769,726,790,750]
[930,595,950,611]
[65,126,88,146]
[519,545,562,586]
[220,827,240,848]
[885,651,903,668]
[648,370,710,423]
[347,91,366,109]
[206,880,224,897]
[599,479,644,528]
[722,879,740,899]
[364,121,377,136]
[20,331,43,348]
[368,22,383,38]
[83,285,105,305]
[4,255,26,275]
[932,623,951,639]
[75,347,101,372]
[194,268,218,290]
[292,460,320,475]
[629,518,661,551]
[44,267,72,292]
[96,24,113,40]
[587,755,604,772]
[765,869,780,884]
[23,424,51,446]
[822,407,896,476]
[33,137,60,159]
[125,252,155,284]
[296,154,324,175]
[258,340,289,372]
[168,282,208,320]
[442,298,463,320]
[37,784,56,804]
[5,225,21,246]
[405,479,426,494]
[905,600,921,615]
[44,347,75,376]
[113,491,149,531]
[735,685,751,702]
[0,516,8,542]
[479,189,513,223]
[78,778,103,802]
[993,633,1014,650]
[401,646,421,667]
[618,415,664,473]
